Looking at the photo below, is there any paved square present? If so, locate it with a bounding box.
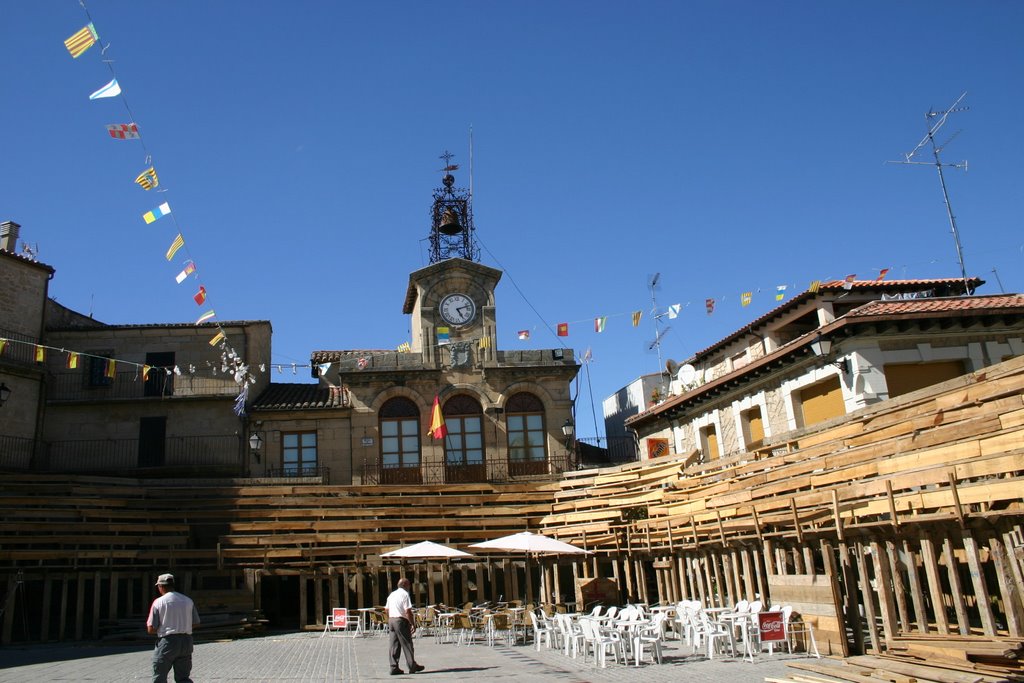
[0,631,837,682]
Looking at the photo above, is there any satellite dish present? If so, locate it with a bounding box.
[678,364,696,385]
[665,359,679,377]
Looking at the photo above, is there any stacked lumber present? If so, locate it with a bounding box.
[541,354,1024,552]
[785,651,1024,683]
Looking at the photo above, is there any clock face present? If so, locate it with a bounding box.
[439,293,477,327]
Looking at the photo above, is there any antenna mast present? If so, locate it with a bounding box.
[888,92,972,293]
[647,273,666,378]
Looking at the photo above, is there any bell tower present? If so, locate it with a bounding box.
[428,151,479,264]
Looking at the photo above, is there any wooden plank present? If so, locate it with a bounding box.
[943,536,971,636]
[856,540,881,652]
[901,540,928,634]
[887,540,911,633]
[988,534,1024,637]
[961,529,997,636]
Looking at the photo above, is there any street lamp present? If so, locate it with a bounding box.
[561,418,575,449]
[248,431,262,463]
[811,335,850,374]
[0,383,10,407]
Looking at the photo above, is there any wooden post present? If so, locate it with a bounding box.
[990,534,1024,637]
[835,540,864,653]
[74,573,86,641]
[740,548,754,602]
[855,540,881,653]
[870,540,899,648]
[763,538,776,576]
[791,499,803,544]
[917,536,948,634]
[314,573,324,625]
[942,536,970,636]
[41,576,52,643]
[886,540,910,632]
[962,529,997,636]
[900,540,928,633]
[948,473,966,529]
[298,573,308,629]
[886,480,899,529]
[710,550,727,607]
[832,490,844,542]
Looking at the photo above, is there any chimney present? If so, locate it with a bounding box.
[0,221,20,253]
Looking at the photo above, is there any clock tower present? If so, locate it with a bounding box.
[403,155,499,367]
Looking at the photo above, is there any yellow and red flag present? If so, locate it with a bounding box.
[428,394,448,440]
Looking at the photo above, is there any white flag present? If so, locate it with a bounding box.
[667,303,681,319]
[89,79,121,100]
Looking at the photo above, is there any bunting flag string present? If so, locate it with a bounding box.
[63,1,247,390]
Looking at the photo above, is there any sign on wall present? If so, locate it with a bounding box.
[647,438,669,458]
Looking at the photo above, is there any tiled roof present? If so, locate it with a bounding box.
[848,294,1024,317]
[251,383,349,411]
[47,320,269,331]
[0,248,55,274]
[311,349,390,363]
[689,277,983,360]
[628,290,1019,428]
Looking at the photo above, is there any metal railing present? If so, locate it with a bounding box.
[361,452,577,485]
[264,466,331,483]
[0,327,40,367]
[43,435,241,473]
[576,436,639,466]
[46,370,241,401]
[0,434,35,470]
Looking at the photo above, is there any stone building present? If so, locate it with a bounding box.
[249,171,580,484]
[627,278,1024,461]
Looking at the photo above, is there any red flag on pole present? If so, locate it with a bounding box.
[428,394,448,440]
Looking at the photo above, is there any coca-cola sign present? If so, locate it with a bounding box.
[759,611,786,642]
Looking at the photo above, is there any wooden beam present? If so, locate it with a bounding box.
[791,499,803,544]
[948,472,966,529]
[870,540,898,650]
[855,540,881,653]
[942,536,970,635]
[918,536,948,634]
[961,529,997,636]
[989,533,1024,637]
[831,490,844,542]
[900,539,928,633]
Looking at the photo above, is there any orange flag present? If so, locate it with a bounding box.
[428,394,448,440]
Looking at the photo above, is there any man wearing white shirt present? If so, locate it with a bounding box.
[385,578,424,675]
[146,573,200,683]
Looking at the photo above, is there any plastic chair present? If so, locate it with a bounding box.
[579,617,625,667]
[634,613,666,666]
[529,610,555,651]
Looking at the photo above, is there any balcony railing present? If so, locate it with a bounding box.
[43,435,241,473]
[0,327,40,367]
[361,452,576,485]
[0,435,35,470]
[264,466,331,483]
[576,436,639,466]
[47,370,241,401]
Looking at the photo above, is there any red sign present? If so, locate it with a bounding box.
[759,611,786,642]
[332,607,349,624]
[647,438,669,459]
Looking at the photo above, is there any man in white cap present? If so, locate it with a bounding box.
[147,573,200,683]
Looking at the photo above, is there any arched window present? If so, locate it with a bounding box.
[505,392,547,476]
[443,394,486,483]
[379,397,421,484]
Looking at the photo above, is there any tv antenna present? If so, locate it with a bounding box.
[887,92,972,293]
[647,273,666,372]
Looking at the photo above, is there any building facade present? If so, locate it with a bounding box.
[627,279,1024,462]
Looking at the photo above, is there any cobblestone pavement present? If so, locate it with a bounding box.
[0,630,839,682]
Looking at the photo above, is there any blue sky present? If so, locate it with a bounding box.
[4,2,1023,438]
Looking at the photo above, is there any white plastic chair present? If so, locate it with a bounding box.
[634,613,666,666]
[529,610,554,651]
[579,617,625,667]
